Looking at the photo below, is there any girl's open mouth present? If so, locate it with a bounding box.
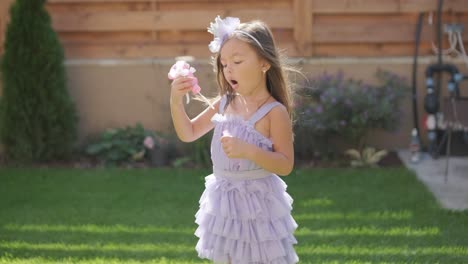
[230,80,238,89]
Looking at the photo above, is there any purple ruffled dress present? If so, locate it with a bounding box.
[195,96,299,263]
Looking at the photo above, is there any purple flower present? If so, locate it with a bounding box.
[322,73,332,82]
[315,105,323,113]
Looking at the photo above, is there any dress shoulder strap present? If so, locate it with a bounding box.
[218,95,227,114]
[248,101,282,125]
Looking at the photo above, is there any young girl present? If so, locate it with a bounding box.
[170,16,298,263]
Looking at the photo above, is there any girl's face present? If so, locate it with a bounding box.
[219,38,269,95]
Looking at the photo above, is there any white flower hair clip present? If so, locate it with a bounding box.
[207,16,263,53]
[207,16,240,53]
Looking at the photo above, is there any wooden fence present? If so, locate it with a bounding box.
[0,0,468,59]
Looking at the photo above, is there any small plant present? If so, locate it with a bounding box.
[171,131,212,168]
[86,123,167,166]
[345,147,388,168]
[143,132,171,167]
[190,131,212,168]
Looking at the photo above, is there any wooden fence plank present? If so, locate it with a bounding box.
[314,43,433,57]
[401,0,468,12]
[46,0,468,12]
[311,0,468,13]
[58,29,296,46]
[313,14,434,43]
[58,31,210,44]
[0,0,14,55]
[0,0,14,13]
[46,0,468,13]
[0,18,3,54]
[311,0,401,13]
[294,0,313,55]
[47,0,289,3]
[48,0,210,2]
[63,42,299,58]
[51,10,293,31]
[47,0,291,12]
[46,2,154,12]
[1,0,467,58]
[65,43,211,59]
[158,0,291,10]
[62,42,435,59]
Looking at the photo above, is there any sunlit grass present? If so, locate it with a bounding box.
[5,223,439,237]
[296,245,468,256]
[0,257,203,264]
[0,241,193,254]
[3,224,193,235]
[294,210,413,221]
[299,198,334,207]
[295,226,440,236]
[0,167,467,263]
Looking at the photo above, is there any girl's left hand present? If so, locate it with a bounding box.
[220,135,251,159]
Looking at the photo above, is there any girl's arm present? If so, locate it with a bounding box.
[220,105,294,176]
[170,76,219,142]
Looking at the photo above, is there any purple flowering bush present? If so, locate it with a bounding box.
[294,69,409,160]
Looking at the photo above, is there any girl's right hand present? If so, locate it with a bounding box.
[170,77,195,105]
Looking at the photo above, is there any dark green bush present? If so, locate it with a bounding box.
[0,0,78,163]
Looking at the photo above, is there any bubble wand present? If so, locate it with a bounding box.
[168,60,214,109]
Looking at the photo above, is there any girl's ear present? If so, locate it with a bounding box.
[261,61,271,72]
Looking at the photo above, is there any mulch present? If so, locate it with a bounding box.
[377,151,404,167]
[296,150,404,169]
[0,151,404,169]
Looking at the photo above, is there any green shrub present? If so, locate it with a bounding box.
[85,123,174,167]
[190,131,212,167]
[172,131,213,169]
[86,123,157,166]
[0,0,78,163]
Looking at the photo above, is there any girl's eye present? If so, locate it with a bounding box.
[234,61,242,64]
[222,64,227,68]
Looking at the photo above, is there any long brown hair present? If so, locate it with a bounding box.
[212,20,295,116]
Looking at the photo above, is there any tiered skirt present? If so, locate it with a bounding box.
[195,173,299,263]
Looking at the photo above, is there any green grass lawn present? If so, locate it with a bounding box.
[0,167,467,263]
